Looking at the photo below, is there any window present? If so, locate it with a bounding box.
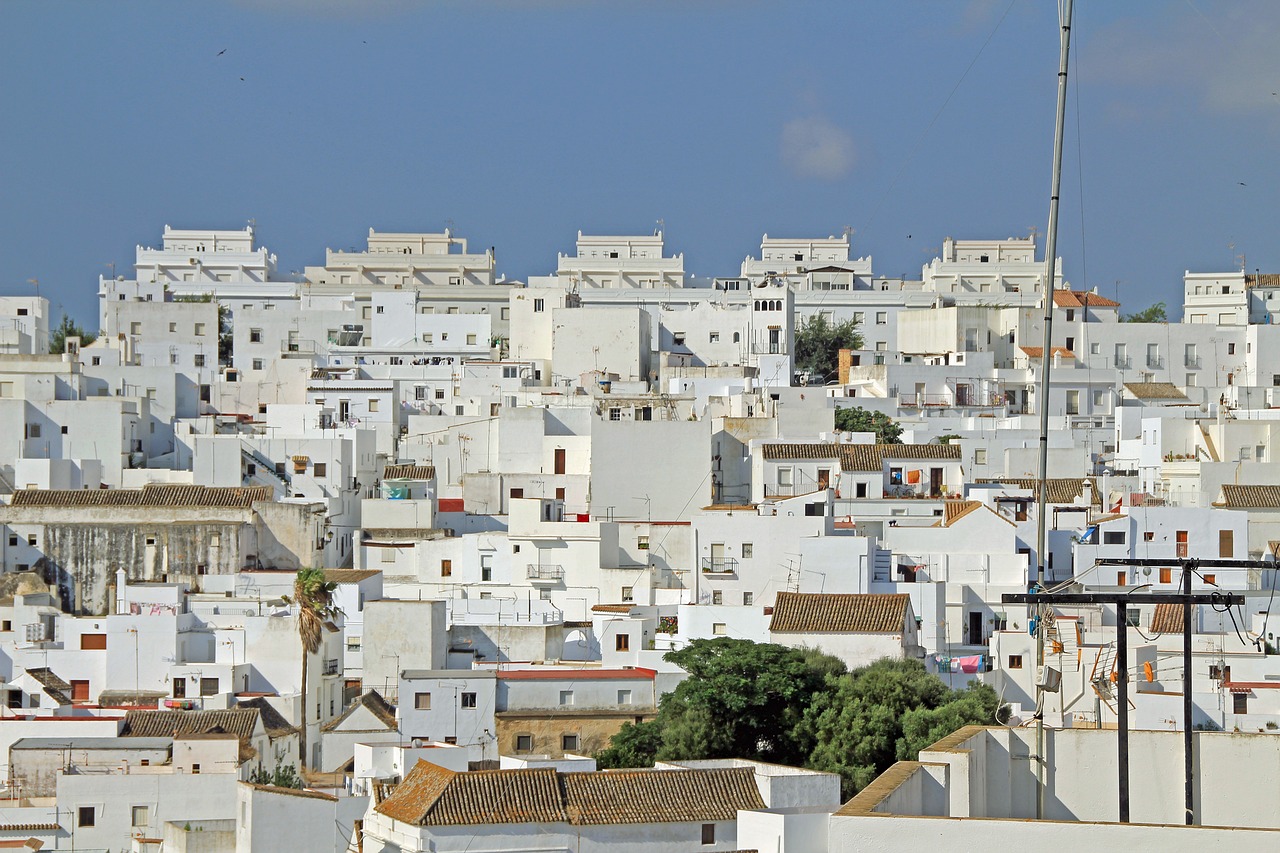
[516,734,533,751]
[615,634,630,652]
[709,331,719,343]
[702,823,716,845]
[80,633,107,650]
[78,806,95,827]
[132,805,149,827]
[441,559,452,577]
[1228,343,1236,355]
[637,534,649,550]
[130,322,142,335]
[1066,390,1080,415]
[876,312,887,325]
[1233,692,1249,715]
[26,424,40,439]
[313,463,326,477]
[742,543,753,559]
[1103,531,1125,545]
[415,692,431,710]
[672,332,686,346]
[194,323,206,336]
[778,467,793,487]
[250,328,262,343]
[193,353,205,367]
[609,408,621,421]
[713,622,726,636]
[381,547,395,564]
[618,689,633,704]
[368,398,379,413]
[252,359,264,370]
[6,535,13,547]
[533,298,545,313]
[743,591,753,606]
[436,389,445,400]
[559,690,574,706]
[562,734,579,752]
[1116,571,1127,587]
[461,692,477,708]
[467,334,477,345]
[200,677,219,696]
[27,534,37,547]
[1008,655,1023,669]
[621,587,634,604]
[1065,309,1075,322]
[712,590,723,605]
[1203,573,1216,586]
[70,680,89,702]
[1159,567,1172,584]
[1219,530,1234,558]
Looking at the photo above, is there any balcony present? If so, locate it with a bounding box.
[1185,355,1201,369]
[281,339,318,356]
[701,557,738,574]
[1114,356,1131,369]
[1146,356,1164,369]
[323,659,340,676]
[527,564,565,583]
[898,393,1003,409]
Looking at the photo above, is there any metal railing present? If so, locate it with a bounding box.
[701,557,739,574]
[323,659,340,676]
[526,564,565,580]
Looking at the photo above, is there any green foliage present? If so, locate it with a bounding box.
[595,720,663,768]
[936,434,963,445]
[834,406,903,444]
[248,761,303,788]
[49,313,97,354]
[794,314,862,383]
[1123,302,1167,323]
[596,645,1002,801]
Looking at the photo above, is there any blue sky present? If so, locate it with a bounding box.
[3,0,1278,324]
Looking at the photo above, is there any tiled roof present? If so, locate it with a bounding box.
[837,443,960,472]
[0,823,60,832]
[1150,603,1185,634]
[1053,290,1120,308]
[323,569,382,584]
[941,500,983,526]
[23,668,72,706]
[235,697,300,740]
[1245,273,1280,289]
[976,477,1101,506]
[561,767,764,824]
[9,484,272,508]
[383,464,436,480]
[769,592,910,634]
[761,443,840,461]
[1217,484,1280,509]
[591,604,634,614]
[1123,382,1188,401]
[122,709,261,742]
[245,783,339,802]
[1018,346,1074,359]
[376,761,764,827]
[321,690,398,733]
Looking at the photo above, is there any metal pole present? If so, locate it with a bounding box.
[1117,600,1130,823]
[1034,0,1074,820]
[1183,560,1195,824]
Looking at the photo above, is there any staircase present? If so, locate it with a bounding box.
[241,444,289,493]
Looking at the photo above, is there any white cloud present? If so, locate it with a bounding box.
[780,115,856,180]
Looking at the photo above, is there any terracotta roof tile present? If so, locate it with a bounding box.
[760,444,840,461]
[235,697,300,740]
[1053,290,1120,308]
[941,500,983,526]
[1123,382,1188,401]
[976,477,1102,507]
[591,604,634,614]
[769,592,910,634]
[561,767,763,824]
[383,464,436,480]
[1018,346,1074,359]
[376,761,764,827]
[837,443,959,472]
[1217,484,1280,509]
[122,709,260,742]
[1245,273,1280,289]
[323,569,382,584]
[245,783,338,802]
[1150,603,1185,634]
[9,484,272,509]
[321,690,397,733]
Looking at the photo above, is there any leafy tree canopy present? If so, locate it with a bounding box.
[834,406,903,444]
[794,314,862,383]
[595,644,1001,800]
[49,313,97,354]
[1123,302,1167,323]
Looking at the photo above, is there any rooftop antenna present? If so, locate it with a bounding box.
[655,218,664,237]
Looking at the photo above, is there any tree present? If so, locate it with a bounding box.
[282,568,340,770]
[834,406,903,444]
[48,313,97,354]
[595,719,663,769]
[798,659,1001,798]
[248,761,303,788]
[793,314,862,383]
[1123,302,1167,323]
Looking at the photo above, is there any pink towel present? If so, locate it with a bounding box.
[959,656,981,674]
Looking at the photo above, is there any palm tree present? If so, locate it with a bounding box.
[282,567,339,771]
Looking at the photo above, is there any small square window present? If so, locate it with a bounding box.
[516,734,533,751]
[131,805,149,827]
[559,690,574,706]
[711,590,723,605]
[415,692,431,710]
[461,692,477,708]
[561,733,579,752]
[441,559,452,577]
[741,543,753,559]
[621,587,634,604]
[702,823,716,845]
[618,689,632,704]
[78,806,95,827]
[1008,655,1023,669]
[743,591,753,606]
[615,634,630,652]
[712,622,727,636]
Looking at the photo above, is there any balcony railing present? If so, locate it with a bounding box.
[701,557,739,574]
[1185,355,1201,369]
[323,659,340,676]
[1114,356,1131,369]
[526,564,565,581]
[1147,356,1164,369]
[898,393,1003,409]
[282,339,318,355]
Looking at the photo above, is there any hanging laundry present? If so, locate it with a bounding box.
[906,469,921,485]
[959,655,982,673]
[950,659,961,673]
